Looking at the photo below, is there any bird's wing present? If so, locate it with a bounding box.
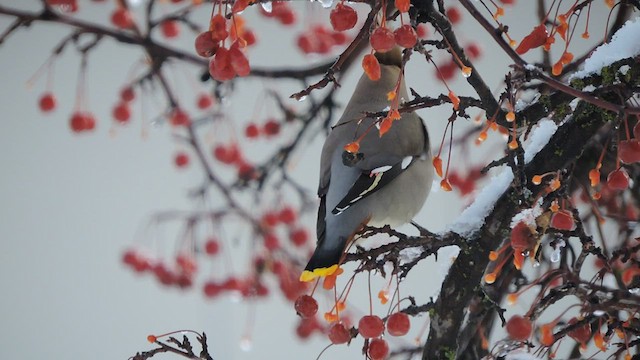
[332,155,418,215]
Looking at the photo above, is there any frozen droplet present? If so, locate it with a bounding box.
[297,95,308,102]
[239,336,252,351]
[317,0,334,8]
[261,2,273,13]
[550,248,561,263]
[593,310,605,316]
[629,288,640,295]
[532,260,541,267]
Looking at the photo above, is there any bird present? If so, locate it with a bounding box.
[300,48,433,282]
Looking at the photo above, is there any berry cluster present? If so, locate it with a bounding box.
[296,25,349,55]
[260,206,310,250]
[195,11,255,82]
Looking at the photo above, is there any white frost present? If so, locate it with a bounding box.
[524,119,558,163]
[510,204,542,228]
[447,168,514,237]
[571,17,640,79]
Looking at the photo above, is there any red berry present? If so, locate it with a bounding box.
[210,14,228,42]
[330,3,358,32]
[506,315,532,341]
[328,322,352,344]
[203,280,222,297]
[607,168,630,190]
[618,139,640,164]
[170,108,190,127]
[161,20,180,38]
[446,7,462,24]
[276,7,296,25]
[174,152,189,168]
[294,295,318,318]
[38,92,56,112]
[393,24,418,48]
[111,8,133,29]
[229,42,251,77]
[297,318,321,339]
[242,29,257,46]
[550,210,574,230]
[245,123,260,138]
[262,212,279,227]
[362,53,381,81]
[213,144,240,164]
[263,119,281,136]
[289,228,309,246]
[69,112,95,133]
[331,31,348,45]
[197,93,214,109]
[112,102,131,123]
[120,86,135,102]
[634,122,640,139]
[175,253,197,275]
[204,238,220,255]
[358,315,385,338]
[387,312,410,336]
[264,232,280,250]
[370,27,395,53]
[466,43,482,59]
[209,47,235,81]
[416,24,429,39]
[367,338,389,360]
[511,221,535,250]
[278,206,297,224]
[195,31,220,58]
[237,162,256,181]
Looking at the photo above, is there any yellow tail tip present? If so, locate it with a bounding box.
[299,265,339,282]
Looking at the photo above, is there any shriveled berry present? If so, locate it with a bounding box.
[330,3,357,32]
[370,27,395,53]
[567,317,591,344]
[618,139,640,164]
[209,14,228,42]
[393,24,417,48]
[39,92,57,112]
[387,312,410,336]
[294,294,318,318]
[367,338,389,360]
[506,315,532,341]
[195,31,219,57]
[328,322,351,344]
[607,168,630,190]
[358,315,385,338]
[550,210,574,230]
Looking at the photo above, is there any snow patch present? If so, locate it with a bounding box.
[447,169,514,237]
[510,203,543,228]
[571,17,640,79]
[524,119,558,164]
[505,351,539,360]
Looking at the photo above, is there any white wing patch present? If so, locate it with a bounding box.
[401,156,413,169]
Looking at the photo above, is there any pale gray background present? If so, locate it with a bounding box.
[0,1,616,359]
